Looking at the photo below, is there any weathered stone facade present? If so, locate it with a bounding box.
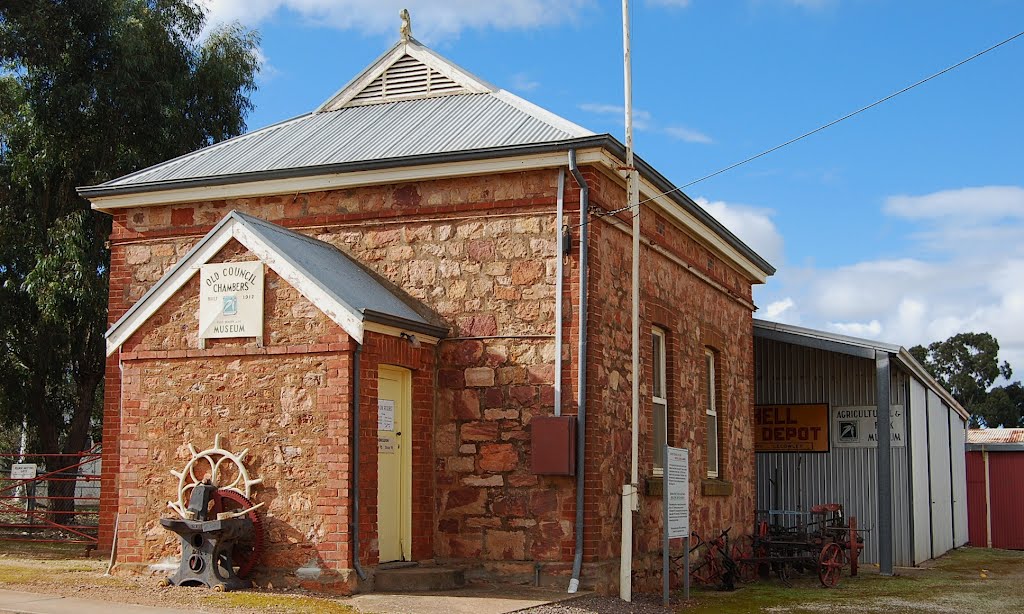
[101,165,762,595]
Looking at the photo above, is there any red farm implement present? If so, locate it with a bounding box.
[0,448,101,548]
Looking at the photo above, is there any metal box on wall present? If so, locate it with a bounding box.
[530,416,576,475]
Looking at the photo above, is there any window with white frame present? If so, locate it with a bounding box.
[653,328,667,475]
[705,349,719,478]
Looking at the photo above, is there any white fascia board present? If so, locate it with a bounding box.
[105,220,238,356]
[404,39,494,93]
[88,151,589,211]
[364,321,441,345]
[587,151,769,284]
[231,224,365,344]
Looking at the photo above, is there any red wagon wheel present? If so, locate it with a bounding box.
[730,536,758,583]
[818,542,845,588]
[210,489,265,579]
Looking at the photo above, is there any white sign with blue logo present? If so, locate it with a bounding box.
[198,261,264,342]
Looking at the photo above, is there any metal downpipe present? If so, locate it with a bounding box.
[351,343,367,581]
[567,150,589,593]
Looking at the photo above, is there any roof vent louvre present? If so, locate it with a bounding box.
[347,54,467,106]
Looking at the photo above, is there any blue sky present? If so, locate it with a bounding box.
[202,0,1024,373]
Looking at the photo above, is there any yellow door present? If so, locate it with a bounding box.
[377,365,412,562]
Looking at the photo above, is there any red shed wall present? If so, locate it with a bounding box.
[989,452,1024,550]
[965,450,987,547]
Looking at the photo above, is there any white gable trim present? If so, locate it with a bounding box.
[316,38,492,113]
[105,213,366,356]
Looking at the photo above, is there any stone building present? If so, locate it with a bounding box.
[80,33,774,594]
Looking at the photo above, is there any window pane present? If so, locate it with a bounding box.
[652,333,663,398]
[707,410,718,477]
[654,402,666,470]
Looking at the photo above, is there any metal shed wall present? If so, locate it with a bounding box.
[754,337,912,566]
[949,416,968,547]
[909,377,933,564]
[927,390,954,557]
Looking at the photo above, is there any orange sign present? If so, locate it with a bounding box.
[754,404,830,452]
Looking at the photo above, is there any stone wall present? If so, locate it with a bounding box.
[583,171,758,594]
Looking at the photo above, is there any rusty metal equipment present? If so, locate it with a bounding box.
[160,436,264,592]
[732,503,865,588]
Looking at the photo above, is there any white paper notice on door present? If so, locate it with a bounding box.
[378,399,395,432]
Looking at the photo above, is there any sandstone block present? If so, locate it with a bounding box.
[479,443,518,472]
[464,367,495,387]
[461,422,499,442]
[485,529,526,560]
[462,474,503,487]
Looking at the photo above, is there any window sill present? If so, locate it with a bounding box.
[701,478,733,497]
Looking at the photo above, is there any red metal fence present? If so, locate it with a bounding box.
[0,447,101,546]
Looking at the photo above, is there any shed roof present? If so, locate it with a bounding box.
[753,319,969,421]
[105,210,447,355]
[967,428,1024,451]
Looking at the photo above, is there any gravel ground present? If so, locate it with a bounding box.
[521,593,676,614]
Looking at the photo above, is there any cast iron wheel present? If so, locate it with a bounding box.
[210,489,264,579]
[818,542,845,588]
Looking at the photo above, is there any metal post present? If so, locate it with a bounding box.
[662,438,669,607]
[876,351,894,576]
[684,535,690,601]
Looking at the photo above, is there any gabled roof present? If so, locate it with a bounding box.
[968,428,1024,446]
[753,318,969,421]
[81,37,591,194]
[105,211,447,355]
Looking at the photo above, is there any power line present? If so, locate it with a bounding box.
[577,28,1024,228]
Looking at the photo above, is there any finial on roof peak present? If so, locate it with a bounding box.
[400,9,412,42]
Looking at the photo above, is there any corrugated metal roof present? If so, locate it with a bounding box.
[101,93,589,188]
[968,428,1024,445]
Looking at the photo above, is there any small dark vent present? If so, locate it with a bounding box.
[349,55,467,105]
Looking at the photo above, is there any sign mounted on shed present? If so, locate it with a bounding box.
[754,404,830,452]
[198,261,264,344]
[832,405,905,448]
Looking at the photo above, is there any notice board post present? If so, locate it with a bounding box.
[663,446,689,606]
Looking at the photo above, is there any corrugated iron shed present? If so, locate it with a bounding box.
[967,428,1024,448]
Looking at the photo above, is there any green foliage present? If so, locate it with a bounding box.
[0,0,259,456]
[909,332,1020,428]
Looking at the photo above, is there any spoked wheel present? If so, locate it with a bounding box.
[210,489,264,579]
[730,536,758,583]
[818,542,845,588]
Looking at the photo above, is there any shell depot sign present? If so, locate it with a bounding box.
[198,261,264,346]
[754,404,831,452]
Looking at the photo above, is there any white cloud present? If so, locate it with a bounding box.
[697,197,784,267]
[578,103,654,131]
[885,186,1024,220]
[828,320,882,338]
[665,125,713,144]
[509,72,540,92]
[200,0,590,41]
[756,184,1024,375]
[764,297,795,320]
[253,47,281,83]
[578,103,712,143]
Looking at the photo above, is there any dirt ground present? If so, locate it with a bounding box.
[0,543,1021,613]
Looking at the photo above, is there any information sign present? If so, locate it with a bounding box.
[666,447,689,538]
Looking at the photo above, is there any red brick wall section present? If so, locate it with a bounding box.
[112,240,359,591]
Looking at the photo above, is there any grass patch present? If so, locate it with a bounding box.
[204,591,357,613]
[679,548,1024,614]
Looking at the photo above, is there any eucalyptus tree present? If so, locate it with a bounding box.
[0,1,259,512]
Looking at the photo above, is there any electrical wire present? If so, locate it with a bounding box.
[575,28,1024,228]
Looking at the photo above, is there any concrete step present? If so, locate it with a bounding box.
[374,565,466,592]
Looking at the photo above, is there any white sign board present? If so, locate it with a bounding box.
[198,262,264,340]
[10,463,37,479]
[378,399,395,432]
[378,434,397,455]
[666,447,689,538]
[832,405,906,448]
